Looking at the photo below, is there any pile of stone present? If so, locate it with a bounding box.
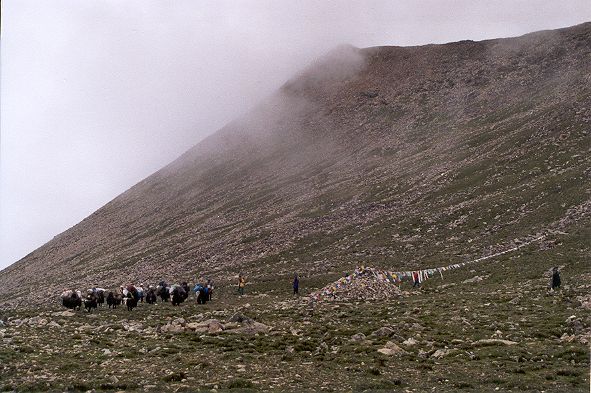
[310,266,403,302]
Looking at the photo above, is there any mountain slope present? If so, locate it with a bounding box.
[1,23,590,307]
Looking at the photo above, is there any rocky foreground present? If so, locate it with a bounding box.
[1,230,589,392]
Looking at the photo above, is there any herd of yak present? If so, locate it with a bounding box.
[60,281,212,313]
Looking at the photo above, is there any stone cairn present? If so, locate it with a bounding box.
[310,266,403,302]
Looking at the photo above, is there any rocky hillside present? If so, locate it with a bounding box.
[1,22,590,307]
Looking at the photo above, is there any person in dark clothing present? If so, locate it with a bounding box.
[206,279,213,301]
[551,267,561,290]
[293,274,299,295]
[412,271,420,288]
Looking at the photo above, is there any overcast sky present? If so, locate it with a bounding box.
[1,1,590,270]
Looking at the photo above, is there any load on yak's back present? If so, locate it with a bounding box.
[60,289,81,310]
[170,282,190,306]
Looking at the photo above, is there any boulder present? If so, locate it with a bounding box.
[122,322,144,332]
[377,341,407,356]
[186,322,208,333]
[225,313,271,335]
[187,319,224,334]
[160,323,185,334]
[351,333,366,342]
[172,318,186,326]
[228,313,252,324]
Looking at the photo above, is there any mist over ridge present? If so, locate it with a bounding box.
[3,1,591,270]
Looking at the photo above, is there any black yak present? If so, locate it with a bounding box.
[145,287,157,304]
[180,282,190,301]
[95,289,105,307]
[106,292,122,309]
[124,292,138,311]
[170,284,187,306]
[156,283,170,302]
[84,291,98,313]
[61,290,82,310]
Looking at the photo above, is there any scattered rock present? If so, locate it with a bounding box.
[208,313,272,335]
[173,318,186,326]
[350,333,366,342]
[402,337,417,346]
[370,327,394,337]
[314,341,329,355]
[187,319,224,334]
[432,348,455,359]
[11,319,23,327]
[462,275,490,284]
[27,316,47,326]
[227,321,271,335]
[473,339,518,346]
[122,322,144,332]
[228,313,252,324]
[576,295,591,310]
[377,341,407,356]
[560,333,576,343]
[160,323,185,334]
[419,348,437,358]
[52,311,75,317]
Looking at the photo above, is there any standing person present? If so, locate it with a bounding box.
[206,279,214,301]
[293,274,299,295]
[193,282,204,304]
[138,284,145,303]
[412,271,420,288]
[551,267,561,291]
[238,274,246,296]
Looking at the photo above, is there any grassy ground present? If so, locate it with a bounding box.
[1,228,589,392]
